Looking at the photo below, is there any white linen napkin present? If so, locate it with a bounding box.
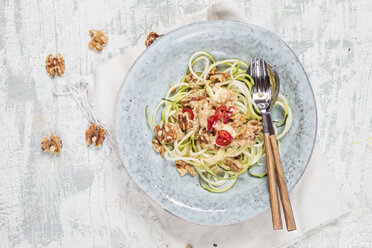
[84,1,349,247]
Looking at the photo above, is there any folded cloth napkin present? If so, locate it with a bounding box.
[73,1,349,247]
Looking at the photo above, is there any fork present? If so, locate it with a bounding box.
[249,59,296,231]
[249,58,283,230]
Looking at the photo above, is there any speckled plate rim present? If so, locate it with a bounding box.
[114,20,318,226]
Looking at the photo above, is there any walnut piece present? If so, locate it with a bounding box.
[176,160,196,177]
[152,138,165,157]
[154,123,183,144]
[247,120,262,135]
[210,73,229,82]
[41,134,63,154]
[85,124,107,147]
[89,29,108,51]
[46,54,65,78]
[178,112,193,132]
[145,32,163,47]
[209,67,230,82]
[185,73,199,89]
[224,158,243,172]
[230,112,247,128]
[181,91,207,107]
[169,84,177,93]
[232,119,262,146]
[195,128,217,150]
[96,127,106,146]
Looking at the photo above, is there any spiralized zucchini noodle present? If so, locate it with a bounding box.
[147,51,292,193]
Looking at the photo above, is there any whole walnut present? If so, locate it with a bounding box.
[85,124,106,147]
[89,29,108,51]
[145,32,163,47]
[41,134,63,154]
[46,54,65,78]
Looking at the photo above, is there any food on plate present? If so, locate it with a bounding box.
[147,51,292,192]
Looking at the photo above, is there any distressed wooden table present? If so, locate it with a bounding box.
[1,0,371,247]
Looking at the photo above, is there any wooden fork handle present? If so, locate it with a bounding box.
[270,135,297,231]
[264,133,282,230]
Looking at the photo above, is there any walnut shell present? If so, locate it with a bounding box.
[41,134,62,154]
[85,124,106,147]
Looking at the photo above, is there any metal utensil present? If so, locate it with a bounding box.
[248,59,296,231]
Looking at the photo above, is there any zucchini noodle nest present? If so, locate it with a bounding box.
[146,51,292,193]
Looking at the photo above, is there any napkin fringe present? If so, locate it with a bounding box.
[53,78,112,134]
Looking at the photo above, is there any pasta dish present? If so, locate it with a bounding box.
[147,51,292,192]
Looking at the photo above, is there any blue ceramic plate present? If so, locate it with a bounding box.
[115,21,317,225]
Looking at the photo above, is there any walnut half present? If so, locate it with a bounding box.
[152,138,165,157]
[145,32,163,47]
[89,29,108,51]
[178,112,193,132]
[185,73,199,89]
[85,124,107,147]
[176,160,196,177]
[46,54,65,78]
[208,67,230,82]
[224,158,243,172]
[154,123,183,144]
[41,134,63,154]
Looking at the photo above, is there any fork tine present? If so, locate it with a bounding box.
[255,58,262,93]
[250,58,257,93]
[259,59,264,92]
[261,59,268,92]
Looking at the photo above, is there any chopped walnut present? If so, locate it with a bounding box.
[224,158,243,172]
[176,160,196,177]
[185,73,199,89]
[41,134,63,154]
[209,67,219,76]
[247,120,262,135]
[211,85,238,108]
[46,54,65,78]
[230,112,247,128]
[152,138,165,157]
[195,128,210,144]
[184,94,213,130]
[195,128,217,150]
[154,123,183,144]
[145,32,163,47]
[231,119,262,146]
[210,73,229,82]
[85,124,107,147]
[209,67,230,82]
[178,112,193,132]
[89,29,108,51]
[169,84,177,93]
[181,90,207,107]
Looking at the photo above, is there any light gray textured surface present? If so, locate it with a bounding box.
[0,0,371,247]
